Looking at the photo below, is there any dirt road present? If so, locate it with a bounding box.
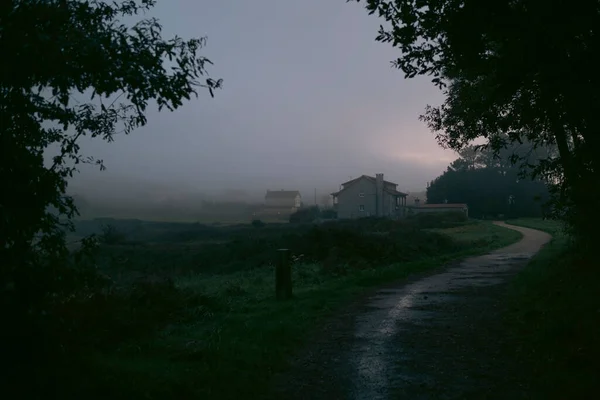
[269,222,551,400]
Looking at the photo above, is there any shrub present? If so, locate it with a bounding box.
[100,224,126,244]
[289,206,320,223]
[251,219,266,228]
[321,246,349,276]
[320,208,337,219]
[408,211,469,229]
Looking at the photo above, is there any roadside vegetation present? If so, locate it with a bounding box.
[426,140,550,220]
[4,1,598,400]
[26,214,519,399]
[504,218,598,399]
[352,2,600,393]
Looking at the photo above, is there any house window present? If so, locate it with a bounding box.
[359,192,365,198]
[359,205,365,211]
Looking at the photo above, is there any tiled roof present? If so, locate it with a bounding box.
[341,175,397,187]
[331,175,407,197]
[384,188,408,197]
[265,190,300,199]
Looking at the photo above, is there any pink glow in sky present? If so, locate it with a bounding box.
[69,0,458,201]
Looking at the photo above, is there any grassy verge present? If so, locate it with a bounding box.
[428,220,523,244]
[56,220,521,399]
[505,217,567,236]
[504,218,599,399]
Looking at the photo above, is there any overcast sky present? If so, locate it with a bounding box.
[71,0,456,202]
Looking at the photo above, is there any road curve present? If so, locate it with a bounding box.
[268,222,552,400]
[344,222,551,399]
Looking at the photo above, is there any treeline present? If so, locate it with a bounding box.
[73,195,264,222]
[427,139,551,219]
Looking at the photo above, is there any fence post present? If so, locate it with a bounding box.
[276,249,292,300]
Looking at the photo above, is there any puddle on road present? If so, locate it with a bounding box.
[345,224,552,400]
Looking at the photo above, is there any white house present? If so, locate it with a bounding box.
[264,190,302,211]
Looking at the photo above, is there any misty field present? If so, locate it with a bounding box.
[50,215,522,399]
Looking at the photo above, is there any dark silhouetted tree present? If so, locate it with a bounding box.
[351,0,599,245]
[427,138,552,218]
[0,0,221,379]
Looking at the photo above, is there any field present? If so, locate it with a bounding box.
[504,218,599,399]
[50,215,522,399]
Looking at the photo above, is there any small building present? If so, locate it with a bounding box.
[410,198,469,217]
[331,173,408,219]
[264,190,302,211]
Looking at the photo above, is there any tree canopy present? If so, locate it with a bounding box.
[352,0,600,243]
[0,0,221,367]
[427,141,550,219]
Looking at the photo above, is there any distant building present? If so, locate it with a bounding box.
[331,174,408,219]
[255,190,302,221]
[409,198,469,217]
[264,190,301,209]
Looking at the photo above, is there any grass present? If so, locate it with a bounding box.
[506,217,567,236]
[504,218,599,399]
[50,218,522,399]
[428,220,522,244]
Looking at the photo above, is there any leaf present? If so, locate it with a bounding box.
[2,0,221,327]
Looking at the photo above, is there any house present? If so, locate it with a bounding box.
[409,198,469,217]
[331,174,408,219]
[264,190,302,211]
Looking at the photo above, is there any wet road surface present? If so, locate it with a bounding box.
[269,222,552,400]
[346,222,551,399]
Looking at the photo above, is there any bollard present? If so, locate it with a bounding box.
[276,248,292,300]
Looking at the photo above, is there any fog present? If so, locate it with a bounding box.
[67,0,457,216]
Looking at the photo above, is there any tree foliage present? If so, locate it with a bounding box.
[0,0,221,377]
[427,141,550,219]
[352,0,600,244]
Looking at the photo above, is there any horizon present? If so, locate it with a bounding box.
[64,0,456,214]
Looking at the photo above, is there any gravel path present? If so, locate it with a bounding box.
[268,222,551,400]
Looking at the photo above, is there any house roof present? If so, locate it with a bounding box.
[340,175,398,187]
[417,203,468,208]
[265,190,300,199]
[331,175,407,197]
[384,188,408,197]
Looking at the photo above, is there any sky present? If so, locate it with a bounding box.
[70,0,457,204]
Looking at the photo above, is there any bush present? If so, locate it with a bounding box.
[251,219,266,228]
[289,206,320,223]
[100,224,126,244]
[408,211,469,229]
[320,208,337,219]
[288,220,460,268]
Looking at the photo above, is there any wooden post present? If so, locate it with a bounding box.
[276,249,292,300]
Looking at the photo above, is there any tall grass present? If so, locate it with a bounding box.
[32,218,522,399]
[504,219,599,399]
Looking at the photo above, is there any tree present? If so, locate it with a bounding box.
[0,0,221,345]
[428,138,553,218]
[351,0,599,244]
[427,143,550,219]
